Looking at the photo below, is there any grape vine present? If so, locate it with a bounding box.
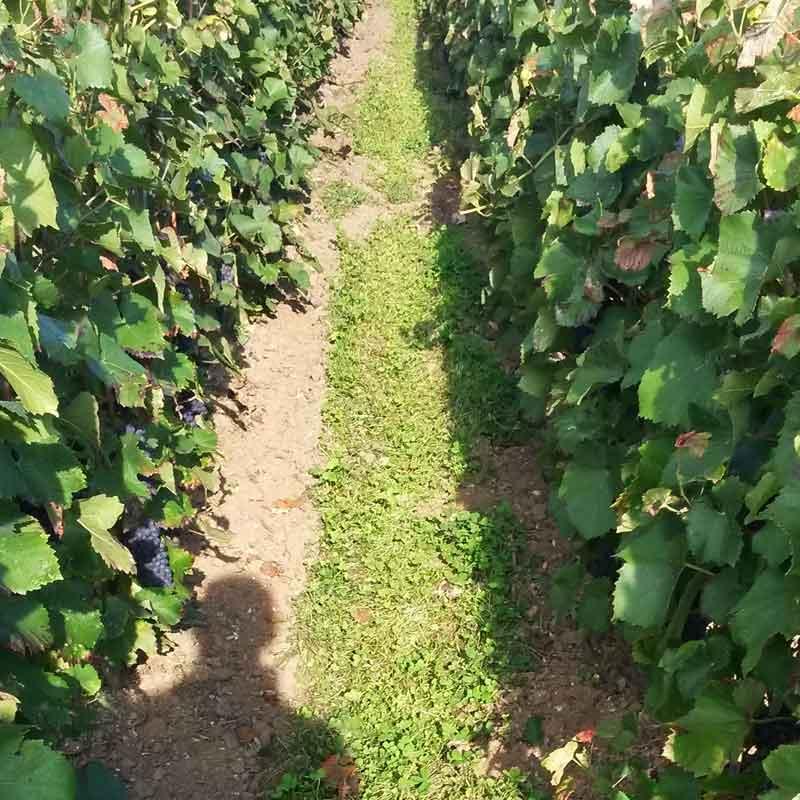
[426,0,800,795]
[0,0,362,791]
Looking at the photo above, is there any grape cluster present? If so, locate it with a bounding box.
[176,283,193,301]
[219,263,234,284]
[180,398,207,426]
[124,424,158,455]
[125,521,173,588]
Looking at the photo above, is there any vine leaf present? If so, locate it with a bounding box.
[672,165,712,239]
[763,744,800,796]
[686,499,743,567]
[12,72,70,122]
[75,495,134,574]
[730,566,800,673]
[558,464,617,540]
[69,22,113,89]
[613,516,686,628]
[0,346,58,416]
[763,134,800,192]
[0,513,61,595]
[663,685,749,776]
[709,123,763,214]
[638,324,716,427]
[771,315,800,358]
[701,212,771,324]
[61,392,101,451]
[737,0,800,68]
[0,597,53,654]
[0,731,77,799]
[0,128,58,233]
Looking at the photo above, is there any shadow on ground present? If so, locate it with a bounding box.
[78,574,343,800]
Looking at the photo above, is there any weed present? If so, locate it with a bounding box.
[322,180,369,219]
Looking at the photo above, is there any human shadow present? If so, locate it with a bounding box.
[83,575,343,800]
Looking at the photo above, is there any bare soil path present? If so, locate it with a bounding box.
[78,6,392,798]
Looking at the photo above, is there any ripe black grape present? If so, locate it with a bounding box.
[124,520,173,588]
[219,263,234,284]
[179,398,207,426]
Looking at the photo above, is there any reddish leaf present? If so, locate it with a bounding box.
[615,238,657,271]
[321,755,360,799]
[771,315,800,358]
[273,495,304,509]
[96,93,129,133]
[575,728,595,743]
[99,255,118,272]
[788,104,800,123]
[675,430,711,458]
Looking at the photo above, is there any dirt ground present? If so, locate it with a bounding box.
[75,6,394,799]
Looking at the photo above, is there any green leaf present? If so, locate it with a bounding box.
[763,745,800,795]
[76,761,127,800]
[0,733,77,799]
[701,212,771,324]
[686,499,742,567]
[116,294,164,353]
[664,685,748,776]
[61,392,101,451]
[731,568,800,673]
[0,597,53,653]
[108,145,156,179]
[0,128,58,233]
[558,463,616,540]
[16,444,86,506]
[12,72,70,122]
[70,22,113,89]
[75,495,134,574]
[638,324,716,427]
[0,515,61,594]
[672,165,712,240]
[710,123,763,214]
[684,81,728,150]
[613,516,686,628]
[763,134,800,192]
[588,31,640,106]
[0,346,58,416]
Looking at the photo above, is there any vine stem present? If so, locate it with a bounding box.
[684,561,715,576]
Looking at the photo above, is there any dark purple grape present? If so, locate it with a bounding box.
[124,521,173,588]
[177,284,193,301]
[220,263,234,284]
[179,398,207,426]
[675,134,685,153]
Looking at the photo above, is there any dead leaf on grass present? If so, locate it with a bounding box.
[350,607,373,624]
[321,754,360,799]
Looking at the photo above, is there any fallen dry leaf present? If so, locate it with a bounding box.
[260,560,283,577]
[272,495,304,509]
[99,255,118,272]
[350,607,373,624]
[321,754,360,799]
